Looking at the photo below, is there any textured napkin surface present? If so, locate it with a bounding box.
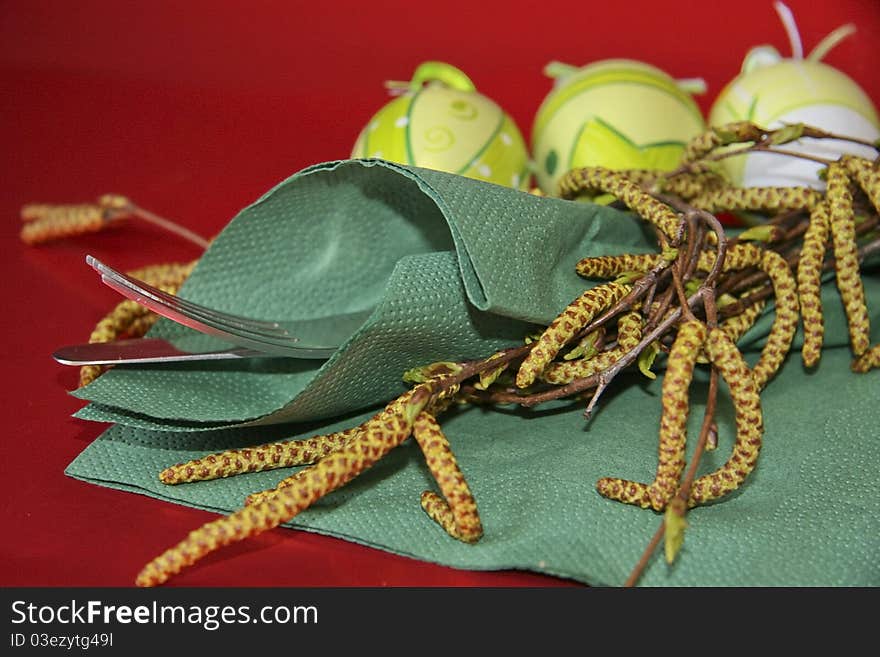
[67,336,879,586]
[64,159,880,586]
[72,159,653,429]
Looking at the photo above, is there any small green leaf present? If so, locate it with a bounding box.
[613,270,645,286]
[737,224,781,243]
[715,292,738,309]
[403,385,432,424]
[684,278,702,297]
[402,361,462,383]
[523,331,544,344]
[660,247,679,263]
[474,363,509,390]
[564,330,601,361]
[768,123,805,145]
[715,126,749,145]
[664,500,688,564]
[637,341,660,380]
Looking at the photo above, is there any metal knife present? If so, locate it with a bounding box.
[52,337,337,366]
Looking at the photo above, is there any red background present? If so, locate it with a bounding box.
[1,0,878,587]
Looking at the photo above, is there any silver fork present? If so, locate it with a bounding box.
[86,255,370,358]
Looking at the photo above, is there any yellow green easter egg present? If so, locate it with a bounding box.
[531,59,707,195]
[352,62,531,190]
[709,5,880,188]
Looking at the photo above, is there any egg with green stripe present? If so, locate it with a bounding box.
[352,62,531,190]
[531,59,707,196]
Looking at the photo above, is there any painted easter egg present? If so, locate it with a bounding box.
[708,3,880,188]
[351,61,531,190]
[531,59,707,195]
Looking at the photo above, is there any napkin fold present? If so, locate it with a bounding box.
[72,159,653,429]
[64,159,880,585]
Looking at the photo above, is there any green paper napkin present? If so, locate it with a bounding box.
[72,159,655,430]
[63,159,880,585]
[66,336,879,586]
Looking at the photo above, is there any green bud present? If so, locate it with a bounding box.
[637,341,660,380]
[660,247,679,262]
[564,330,601,361]
[402,361,462,383]
[715,292,739,310]
[768,123,805,145]
[613,270,645,286]
[664,499,688,564]
[737,224,781,243]
[403,386,432,424]
[715,126,750,145]
[684,279,702,297]
[474,363,509,390]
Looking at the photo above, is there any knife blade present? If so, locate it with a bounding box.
[52,337,336,366]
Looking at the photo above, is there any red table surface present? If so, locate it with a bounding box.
[1,0,878,588]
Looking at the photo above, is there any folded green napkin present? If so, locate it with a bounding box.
[64,159,880,585]
[66,310,879,586]
[72,159,654,430]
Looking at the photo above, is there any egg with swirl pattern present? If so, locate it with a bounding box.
[352,61,531,190]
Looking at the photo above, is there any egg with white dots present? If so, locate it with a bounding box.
[352,61,531,190]
[708,1,880,189]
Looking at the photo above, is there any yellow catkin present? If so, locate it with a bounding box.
[851,344,880,373]
[77,261,196,387]
[159,429,359,485]
[515,282,631,388]
[696,242,763,272]
[752,250,800,389]
[97,194,131,211]
[609,169,658,186]
[797,202,831,367]
[575,253,662,280]
[698,244,799,389]
[688,329,763,507]
[20,195,129,231]
[692,186,822,215]
[680,122,765,163]
[656,171,728,200]
[842,155,880,212]
[20,204,106,244]
[602,169,725,200]
[541,311,642,385]
[719,296,767,345]
[128,260,197,289]
[78,365,105,388]
[243,395,420,505]
[78,310,163,386]
[244,391,460,507]
[20,203,56,221]
[412,411,482,542]
[77,300,156,387]
[595,320,707,511]
[136,385,433,587]
[827,162,871,356]
[557,167,680,239]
